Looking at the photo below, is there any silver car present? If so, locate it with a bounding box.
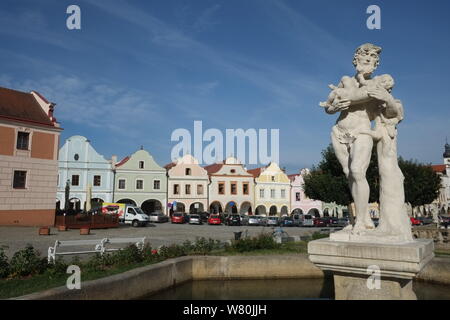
[302,214,314,227]
[248,216,260,226]
[188,214,202,225]
[266,216,279,226]
[149,212,169,223]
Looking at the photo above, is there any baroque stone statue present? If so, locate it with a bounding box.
[321,43,413,243]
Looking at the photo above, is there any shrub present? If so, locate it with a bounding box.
[311,232,329,240]
[0,248,9,278]
[230,233,280,253]
[8,245,47,278]
[111,245,144,265]
[158,244,187,259]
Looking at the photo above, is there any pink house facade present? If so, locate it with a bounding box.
[166,154,209,215]
[289,169,323,217]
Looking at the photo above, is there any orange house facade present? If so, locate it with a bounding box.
[0,87,62,226]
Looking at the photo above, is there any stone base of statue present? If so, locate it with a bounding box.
[308,238,434,300]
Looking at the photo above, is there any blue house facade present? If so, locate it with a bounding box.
[56,135,114,211]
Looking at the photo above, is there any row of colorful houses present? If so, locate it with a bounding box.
[56,135,324,218]
[1,86,392,227]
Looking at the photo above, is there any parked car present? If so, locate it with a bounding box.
[199,212,210,223]
[266,216,280,226]
[256,215,267,225]
[188,214,202,225]
[149,212,169,223]
[440,215,450,228]
[292,214,302,226]
[226,214,241,226]
[208,214,222,225]
[281,216,295,227]
[246,216,260,226]
[302,214,314,227]
[336,217,350,227]
[171,212,185,224]
[417,216,433,225]
[240,215,249,225]
[313,218,327,227]
[410,216,422,226]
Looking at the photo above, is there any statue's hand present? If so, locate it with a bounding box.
[333,99,351,110]
[367,86,391,103]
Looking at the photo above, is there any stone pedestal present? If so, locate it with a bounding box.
[308,238,434,300]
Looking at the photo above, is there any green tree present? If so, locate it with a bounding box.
[304,144,441,210]
[398,157,441,207]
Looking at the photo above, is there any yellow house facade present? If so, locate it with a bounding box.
[249,162,291,216]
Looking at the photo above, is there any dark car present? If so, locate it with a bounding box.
[199,212,210,223]
[417,216,433,225]
[226,214,241,226]
[327,217,340,227]
[336,218,350,227]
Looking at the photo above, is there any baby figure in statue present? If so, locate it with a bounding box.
[319,74,394,109]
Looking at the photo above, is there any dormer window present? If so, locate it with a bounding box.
[186,168,191,176]
[139,161,144,169]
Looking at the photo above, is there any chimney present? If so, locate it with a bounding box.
[111,155,117,167]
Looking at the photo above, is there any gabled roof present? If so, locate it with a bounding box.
[164,162,176,170]
[203,162,224,174]
[287,173,298,182]
[0,87,55,127]
[431,164,446,174]
[247,167,263,178]
[115,156,130,167]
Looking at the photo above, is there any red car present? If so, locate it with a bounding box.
[208,214,222,225]
[410,217,421,226]
[171,213,185,224]
[313,218,327,227]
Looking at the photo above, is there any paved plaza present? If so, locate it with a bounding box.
[0,224,328,258]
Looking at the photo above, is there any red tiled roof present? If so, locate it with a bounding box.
[0,87,54,127]
[115,156,130,167]
[247,167,263,178]
[204,163,224,174]
[287,173,299,181]
[164,162,176,170]
[431,164,446,174]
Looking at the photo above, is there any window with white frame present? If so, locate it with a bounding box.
[259,189,265,199]
[118,179,126,189]
[270,189,275,198]
[136,180,144,190]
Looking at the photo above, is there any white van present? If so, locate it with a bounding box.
[102,203,150,227]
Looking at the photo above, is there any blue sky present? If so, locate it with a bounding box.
[1,0,449,173]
